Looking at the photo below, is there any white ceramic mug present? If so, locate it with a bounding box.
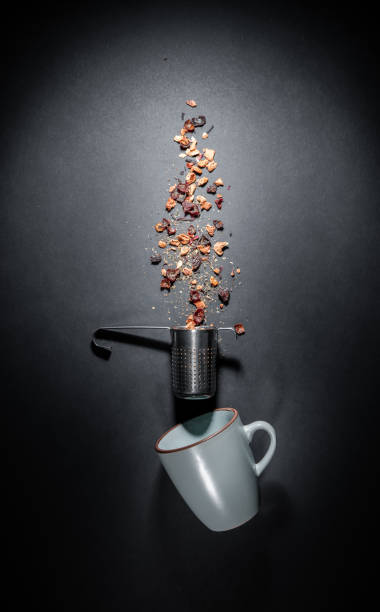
[155,408,276,531]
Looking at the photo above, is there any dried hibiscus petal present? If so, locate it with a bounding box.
[218,288,230,304]
[187,225,196,235]
[150,254,162,264]
[191,115,206,127]
[160,278,171,289]
[193,308,205,325]
[213,220,224,230]
[215,196,223,209]
[167,226,177,236]
[234,323,245,335]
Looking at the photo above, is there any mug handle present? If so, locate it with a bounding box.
[243,421,276,477]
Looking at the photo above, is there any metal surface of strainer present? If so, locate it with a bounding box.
[92,325,236,399]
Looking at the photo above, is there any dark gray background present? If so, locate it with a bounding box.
[3,2,379,610]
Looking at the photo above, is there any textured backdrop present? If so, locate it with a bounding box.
[3,3,379,610]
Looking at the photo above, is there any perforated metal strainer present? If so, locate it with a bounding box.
[92,325,236,400]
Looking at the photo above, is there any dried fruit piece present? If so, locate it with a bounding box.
[206,224,215,237]
[187,225,196,236]
[202,132,208,139]
[193,308,205,325]
[213,268,220,275]
[196,195,207,203]
[207,161,218,172]
[191,254,202,271]
[201,200,212,211]
[166,268,180,282]
[167,226,177,236]
[186,314,196,330]
[210,276,219,287]
[214,241,229,256]
[213,219,224,230]
[197,177,208,187]
[215,196,223,209]
[191,116,206,127]
[220,304,224,309]
[180,245,190,256]
[186,99,197,107]
[188,183,196,196]
[150,254,162,264]
[214,178,224,186]
[194,300,206,309]
[158,240,167,248]
[155,222,165,233]
[176,260,182,269]
[218,288,230,304]
[179,136,191,149]
[190,290,201,304]
[184,119,195,132]
[192,166,202,175]
[170,239,180,246]
[198,244,211,254]
[161,268,167,276]
[206,183,217,194]
[166,197,176,211]
[234,323,245,335]
[182,267,193,276]
[236,268,240,274]
[185,148,200,157]
[231,270,235,277]
[178,233,190,245]
[203,148,215,161]
[196,159,207,168]
[160,278,171,290]
[186,172,196,184]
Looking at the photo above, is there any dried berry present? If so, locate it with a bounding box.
[191,115,206,127]
[150,254,162,264]
[193,308,205,325]
[218,288,230,304]
[213,220,224,230]
[234,323,245,335]
[191,254,202,271]
[160,278,171,290]
[167,226,176,236]
[206,183,217,194]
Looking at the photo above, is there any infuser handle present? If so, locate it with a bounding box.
[92,325,170,356]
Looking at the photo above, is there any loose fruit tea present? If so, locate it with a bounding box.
[150,101,245,333]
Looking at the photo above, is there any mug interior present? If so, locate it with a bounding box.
[156,408,237,453]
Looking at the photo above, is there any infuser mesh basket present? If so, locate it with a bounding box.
[171,327,218,399]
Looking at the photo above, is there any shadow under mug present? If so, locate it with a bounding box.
[155,408,276,531]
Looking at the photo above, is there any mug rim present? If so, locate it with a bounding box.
[154,408,238,454]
